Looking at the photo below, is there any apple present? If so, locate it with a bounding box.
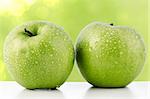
[76,22,146,87]
[3,21,74,89]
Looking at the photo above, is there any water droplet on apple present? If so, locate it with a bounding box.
[35,61,38,64]
[106,39,109,43]
[51,61,54,64]
[114,61,118,64]
[89,47,92,51]
[64,38,66,41]
[113,47,116,49]
[120,51,123,55]
[56,32,59,35]
[105,44,108,47]
[41,40,44,42]
[102,53,105,56]
[31,50,34,53]
[45,44,48,47]
[123,44,126,47]
[52,48,55,50]
[42,51,44,54]
[96,55,98,58]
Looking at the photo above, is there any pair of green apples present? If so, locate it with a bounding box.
[3,21,146,89]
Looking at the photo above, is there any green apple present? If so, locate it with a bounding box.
[3,21,74,89]
[76,22,146,87]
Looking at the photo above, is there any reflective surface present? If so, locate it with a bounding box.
[0,82,149,99]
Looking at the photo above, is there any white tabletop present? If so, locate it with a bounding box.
[0,81,149,99]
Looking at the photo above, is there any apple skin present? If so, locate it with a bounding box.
[76,22,146,88]
[3,21,74,89]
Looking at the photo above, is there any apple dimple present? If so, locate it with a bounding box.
[110,23,113,26]
[24,28,37,37]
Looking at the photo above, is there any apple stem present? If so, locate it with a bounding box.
[110,23,113,26]
[24,28,35,37]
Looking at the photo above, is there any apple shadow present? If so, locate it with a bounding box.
[15,88,65,99]
[84,86,136,99]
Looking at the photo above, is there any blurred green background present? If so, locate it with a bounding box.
[0,0,149,81]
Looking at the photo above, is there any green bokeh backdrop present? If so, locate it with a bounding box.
[0,0,149,81]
